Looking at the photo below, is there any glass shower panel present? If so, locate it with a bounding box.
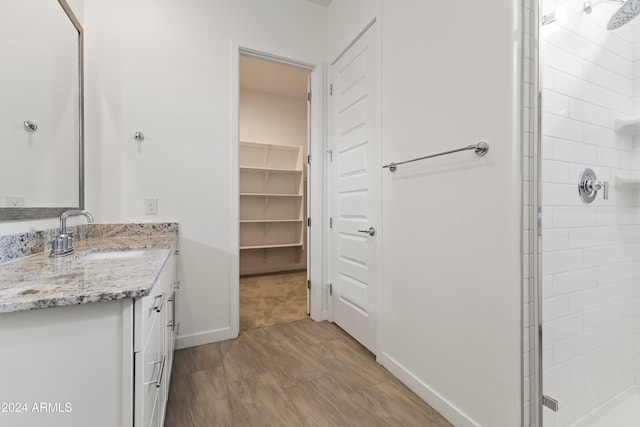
[540,0,640,426]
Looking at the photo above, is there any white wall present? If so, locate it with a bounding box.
[328,1,522,426]
[240,89,308,149]
[83,0,326,347]
[540,1,638,425]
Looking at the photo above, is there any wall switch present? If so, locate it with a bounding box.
[144,197,158,215]
[7,196,25,207]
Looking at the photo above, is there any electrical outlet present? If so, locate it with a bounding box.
[7,196,24,207]
[144,197,158,215]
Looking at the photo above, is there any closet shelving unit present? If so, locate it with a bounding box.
[239,141,304,262]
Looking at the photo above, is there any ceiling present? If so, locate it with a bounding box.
[240,55,310,99]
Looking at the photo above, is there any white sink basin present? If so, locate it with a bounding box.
[81,250,149,261]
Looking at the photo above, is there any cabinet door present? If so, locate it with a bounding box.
[134,312,162,427]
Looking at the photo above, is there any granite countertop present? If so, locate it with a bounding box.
[0,234,177,314]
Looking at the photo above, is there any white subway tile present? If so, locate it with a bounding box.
[609,266,636,291]
[543,314,584,345]
[569,286,611,313]
[543,136,554,159]
[544,228,570,252]
[597,207,634,227]
[583,300,627,330]
[543,183,577,207]
[571,336,631,378]
[584,244,631,268]
[543,114,584,142]
[583,123,615,148]
[544,249,584,274]
[554,330,599,362]
[545,294,570,321]
[543,89,570,116]
[544,343,554,369]
[598,316,632,345]
[544,361,572,390]
[553,206,598,228]
[569,99,611,127]
[553,70,599,104]
[544,66,555,90]
[569,226,612,249]
[552,139,597,164]
[609,280,633,301]
[543,42,584,78]
[584,357,626,392]
[596,87,632,115]
[547,377,585,406]
[543,159,570,183]
[544,206,554,229]
[597,371,634,404]
[553,268,599,295]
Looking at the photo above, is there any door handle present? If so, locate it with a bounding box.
[357,227,376,237]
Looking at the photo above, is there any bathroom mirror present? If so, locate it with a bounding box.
[0,0,83,221]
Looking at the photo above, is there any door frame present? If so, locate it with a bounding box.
[230,45,327,337]
[327,18,383,354]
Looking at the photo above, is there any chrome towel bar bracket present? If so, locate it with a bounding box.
[382,141,490,173]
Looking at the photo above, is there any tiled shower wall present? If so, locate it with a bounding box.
[632,17,640,392]
[538,0,638,426]
[523,0,536,425]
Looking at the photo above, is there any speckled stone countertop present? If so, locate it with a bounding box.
[0,231,178,314]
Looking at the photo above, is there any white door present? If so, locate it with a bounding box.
[330,22,379,354]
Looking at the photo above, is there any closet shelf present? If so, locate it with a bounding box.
[614,118,640,135]
[240,193,302,197]
[240,166,302,173]
[240,243,304,250]
[614,175,640,186]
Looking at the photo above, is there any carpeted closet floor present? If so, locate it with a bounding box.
[239,271,308,331]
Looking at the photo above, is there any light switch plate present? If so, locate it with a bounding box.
[144,197,158,215]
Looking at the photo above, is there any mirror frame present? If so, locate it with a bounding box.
[0,0,84,221]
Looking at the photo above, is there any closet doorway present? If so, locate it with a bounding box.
[238,54,312,331]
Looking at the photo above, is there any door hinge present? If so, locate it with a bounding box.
[328,283,333,295]
[307,280,311,290]
[329,84,333,96]
[327,150,333,162]
[329,218,333,228]
[307,91,312,101]
[542,395,559,412]
[307,217,311,227]
[174,250,180,256]
[307,154,311,165]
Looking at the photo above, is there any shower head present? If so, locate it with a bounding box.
[607,0,640,30]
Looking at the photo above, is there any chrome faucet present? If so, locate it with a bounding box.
[50,210,94,257]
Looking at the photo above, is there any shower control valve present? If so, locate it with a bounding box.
[578,168,608,204]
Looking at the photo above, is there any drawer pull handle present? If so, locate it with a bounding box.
[144,356,166,388]
[151,293,165,313]
[156,355,166,388]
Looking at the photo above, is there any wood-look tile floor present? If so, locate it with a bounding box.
[240,271,308,331]
[165,319,453,427]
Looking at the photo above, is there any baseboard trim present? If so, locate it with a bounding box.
[378,351,479,427]
[175,327,232,350]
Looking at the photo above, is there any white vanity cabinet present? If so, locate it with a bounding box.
[0,249,179,427]
[134,251,179,427]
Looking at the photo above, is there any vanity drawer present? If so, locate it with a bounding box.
[134,312,163,427]
[135,287,166,352]
[134,255,176,352]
